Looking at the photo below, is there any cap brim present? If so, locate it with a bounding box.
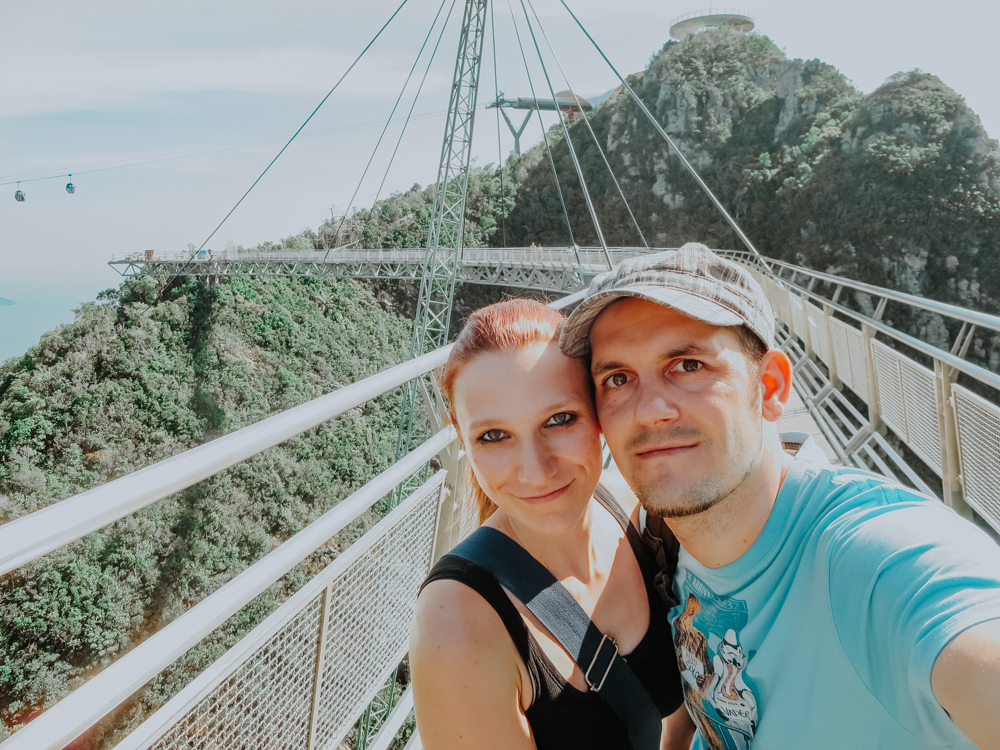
[559,285,744,358]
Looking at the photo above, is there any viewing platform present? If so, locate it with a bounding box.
[669,9,755,40]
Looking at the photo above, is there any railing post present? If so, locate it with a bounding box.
[861,298,888,433]
[937,324,975,518]
[431,439,465,562]
[307,583,334,750]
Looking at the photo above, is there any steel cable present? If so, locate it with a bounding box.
[506,0,583,280]
[517,0,612,268]
[524,0,647,249]
[352,0,460,255]
[323,0,453,260]
[556,0,762,257]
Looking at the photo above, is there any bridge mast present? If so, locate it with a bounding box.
[394,0,489,481]
[359,4,489,746]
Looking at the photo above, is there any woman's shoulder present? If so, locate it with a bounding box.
[413,563,521,662]
[411,573,528,716]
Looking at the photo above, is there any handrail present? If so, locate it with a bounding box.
[718,252,1000,392]
[0,437,452,750]
[0,289,585,579]
[721,250,1000,337]
[0,346,451,577]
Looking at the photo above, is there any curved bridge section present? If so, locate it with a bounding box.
[110,247,659,293]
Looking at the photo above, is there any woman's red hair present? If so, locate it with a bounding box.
[441,298,566,525]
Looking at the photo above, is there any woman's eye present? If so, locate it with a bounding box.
[546,412,575,427]
[478,429,507,443]
[605,373,629,388]
[671,359,703,373]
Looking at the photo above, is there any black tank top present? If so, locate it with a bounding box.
[420,486,683,749]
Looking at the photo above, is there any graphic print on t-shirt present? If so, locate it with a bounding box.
[672,572,759,750]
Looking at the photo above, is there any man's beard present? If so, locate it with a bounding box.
[628,421,762,520]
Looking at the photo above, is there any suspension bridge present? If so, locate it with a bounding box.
[4,1,1000,749]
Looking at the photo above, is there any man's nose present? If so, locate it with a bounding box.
[634,380,680,426]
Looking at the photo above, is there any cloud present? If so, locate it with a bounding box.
[1,45,452,117]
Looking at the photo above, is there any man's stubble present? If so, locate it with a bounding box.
[629,391,764,521]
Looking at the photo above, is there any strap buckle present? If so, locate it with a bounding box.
[584,634,618,692]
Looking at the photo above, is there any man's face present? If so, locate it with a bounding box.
[589,298,765,519]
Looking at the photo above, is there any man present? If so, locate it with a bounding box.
[560,243,1000,749]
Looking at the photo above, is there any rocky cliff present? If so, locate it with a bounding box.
[503,28,1000,354]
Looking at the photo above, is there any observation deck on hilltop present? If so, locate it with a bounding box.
[669,9,755,40]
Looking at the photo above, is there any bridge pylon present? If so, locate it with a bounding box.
[361,2,490,747]
[393,0,489,491]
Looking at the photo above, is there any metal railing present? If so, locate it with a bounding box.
[721,250,1000,534]
[111,246,660,271]
[0,290,584,750]
[5,246,1000,749]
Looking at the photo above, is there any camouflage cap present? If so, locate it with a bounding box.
[559,243,775,358]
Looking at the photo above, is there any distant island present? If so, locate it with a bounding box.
[0,298,14,306]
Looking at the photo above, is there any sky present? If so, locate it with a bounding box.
[2,0,998,362]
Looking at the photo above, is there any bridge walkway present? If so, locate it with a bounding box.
[2,254,999,750]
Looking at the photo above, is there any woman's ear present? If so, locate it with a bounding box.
[759,349,792,423]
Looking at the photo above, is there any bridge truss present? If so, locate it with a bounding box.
[109,247,654,294]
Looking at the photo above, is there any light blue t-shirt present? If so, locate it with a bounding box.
[668,444,1000,749]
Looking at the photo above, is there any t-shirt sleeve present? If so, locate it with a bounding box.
[826,487,1000,745]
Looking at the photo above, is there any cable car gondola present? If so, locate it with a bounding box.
[66,174,75,194]
[14,183,25,202]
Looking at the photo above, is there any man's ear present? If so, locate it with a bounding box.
[759,349,792,423]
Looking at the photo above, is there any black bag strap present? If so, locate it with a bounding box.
[447,526,662,750]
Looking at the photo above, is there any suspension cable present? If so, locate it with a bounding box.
[518,0,611,269]
[557,0,761,257]
[358,0,458,245]
[129,0,412,332]
[506,0,581,270]
[524,0,647,249]
[190,0,412,259]
[323,0,452,259]
[490,0,508,248]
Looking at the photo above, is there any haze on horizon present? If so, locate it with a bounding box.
[2,0,998,362]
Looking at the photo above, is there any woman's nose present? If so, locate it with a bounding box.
[516,437,557,485]
[634,381,680,426]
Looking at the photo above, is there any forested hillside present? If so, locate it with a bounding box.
[501,28,1000,358]
[0,274,411,740]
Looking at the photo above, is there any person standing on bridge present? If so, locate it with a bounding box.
[559,243,1000,750]
[410,298,691,750]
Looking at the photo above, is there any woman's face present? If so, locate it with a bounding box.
[451,339,603,534]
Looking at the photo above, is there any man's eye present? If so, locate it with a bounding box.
[605,373,629,388]
[671,359,703,373]
[478,429,507,443]
[546,412,575,427]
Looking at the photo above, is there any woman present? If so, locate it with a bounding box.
[410,299,690,749]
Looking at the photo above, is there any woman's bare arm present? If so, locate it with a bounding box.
[410,580,537,750]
